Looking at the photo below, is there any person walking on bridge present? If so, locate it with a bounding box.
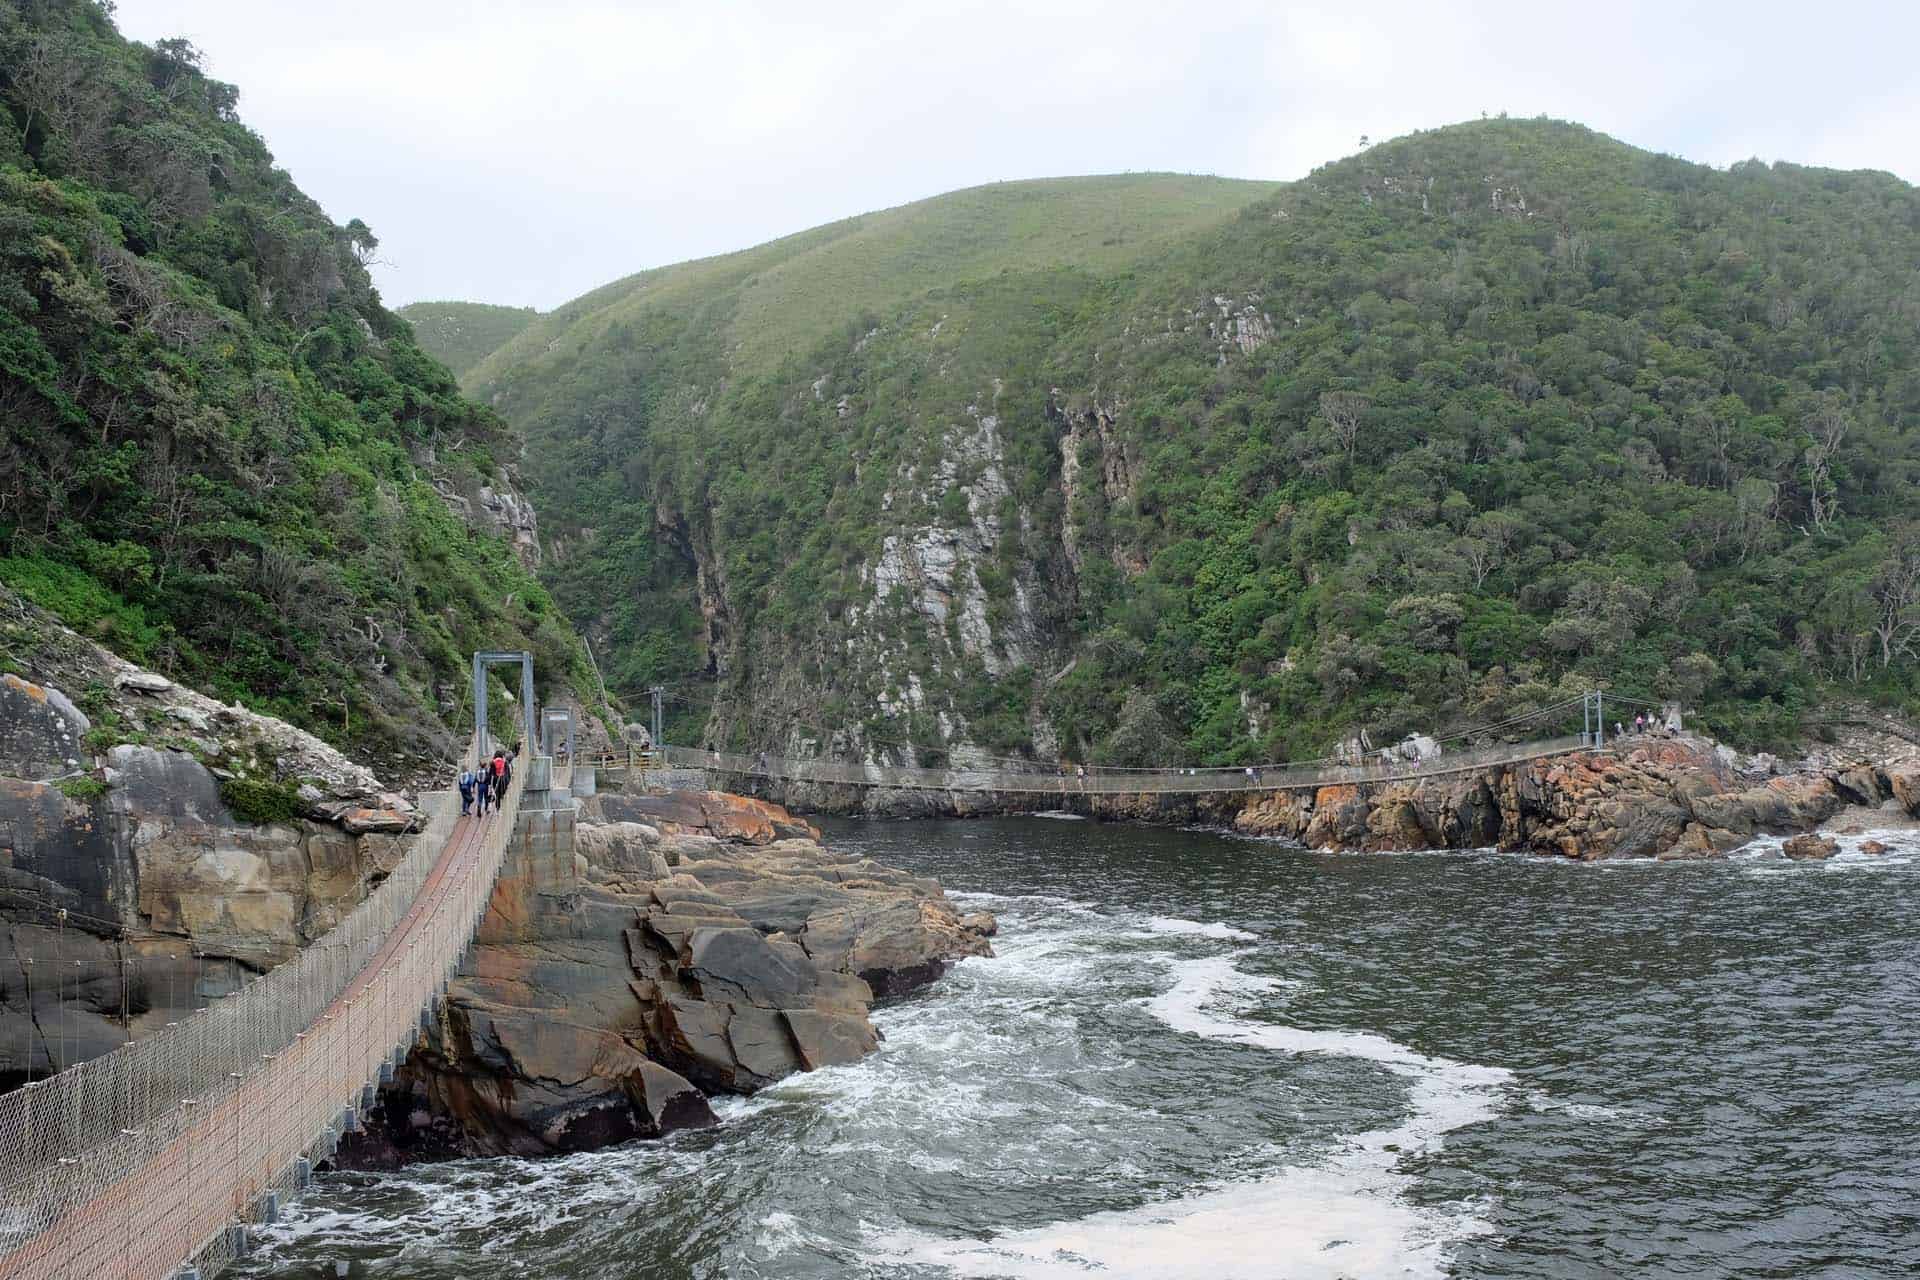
[499,748,514,795]
[473,761,492,817]
[458,766,475,816]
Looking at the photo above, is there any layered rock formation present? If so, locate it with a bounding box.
[1227,735,1920,860]
[0,596,427,1082]
[342,791,992,1164]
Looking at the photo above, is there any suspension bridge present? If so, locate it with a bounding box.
[0,653,565,1280]
[633,690,1677,797]
[0,667,1662,1279]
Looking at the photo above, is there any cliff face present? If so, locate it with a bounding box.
[0,597,429,1084]
[342,790,993,1164]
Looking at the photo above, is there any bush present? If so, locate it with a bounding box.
[220,776,301,825]
[56,775,108,801]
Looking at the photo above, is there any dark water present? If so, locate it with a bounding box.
[238,820,1920,1278]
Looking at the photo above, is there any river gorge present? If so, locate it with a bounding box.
[234,816,1919,1279]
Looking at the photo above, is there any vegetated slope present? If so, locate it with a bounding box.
[395,300,538,377]
[0,0,590,768]
[469,173,1274,387]
[481,119,1920,764]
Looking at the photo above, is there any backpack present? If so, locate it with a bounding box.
[492,757,505,778]
[459,769,473,789]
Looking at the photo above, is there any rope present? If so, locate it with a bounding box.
[0,758,534,1280]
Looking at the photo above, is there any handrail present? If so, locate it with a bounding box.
[656,735,1596,795]
[0,762,531,1280]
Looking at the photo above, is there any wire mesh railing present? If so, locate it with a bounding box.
[657,734,1596,796]
[0,762,529,1280]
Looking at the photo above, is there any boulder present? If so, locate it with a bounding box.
[1302,783,1369,848]
[339,807,416,835]
[1859,839,1890,856]
[116,671,172,694]
[1888,763,1920,818]
[1781,834,1840,861]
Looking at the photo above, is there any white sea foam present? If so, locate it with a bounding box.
[1142,916,1260,941]
[879,945,1509,1277]
[872,1167,1484,1279]
[1031,810,1088,820]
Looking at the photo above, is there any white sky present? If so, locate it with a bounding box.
[115,0,1920,312]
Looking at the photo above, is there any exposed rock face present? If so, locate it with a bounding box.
[0,651,420,1080]
[343,792,991,1165]
[1229,735,1919,860]
[478,482,542,571]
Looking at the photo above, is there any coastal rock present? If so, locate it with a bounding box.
[1859,839,1890,856]
[349,792,991,1165]
[1887,762,1920,817]
[1233,790,1310,840]
[1302,784,1368,848]
[1781,834,1839,861]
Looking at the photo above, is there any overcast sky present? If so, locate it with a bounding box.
[115,0,1920,312]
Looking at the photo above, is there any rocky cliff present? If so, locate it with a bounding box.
[0,592,426,1084]
[341,790,993,1163]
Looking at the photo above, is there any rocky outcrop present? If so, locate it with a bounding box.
[341,792,991,1165]
[0,614,426,1080]
[1226,735,1918,860]
[1781,834,1840,861]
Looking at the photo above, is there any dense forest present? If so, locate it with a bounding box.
[455,121,1920,762]
[0,0,587,765]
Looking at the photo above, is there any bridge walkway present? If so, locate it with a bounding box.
[0,770,526,1280]
[634,733,1600,797]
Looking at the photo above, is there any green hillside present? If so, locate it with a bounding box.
[396,300,538,377]
[0,0,589,765]
[477,121,1920,759]
[468,173,1274,389]
[445,124,1920,760]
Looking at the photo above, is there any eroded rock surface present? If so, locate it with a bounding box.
[0,604,427,1079]
[1227,735,1920,860]
[345,792,991,1165]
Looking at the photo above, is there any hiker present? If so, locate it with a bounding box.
[491,749,508,802]
[1634,713,1646,733]
[500,749,514,795]
[1615,721,1625,738]
[755,751,769,775]
[474,763,492,816]
[458,766,475,816]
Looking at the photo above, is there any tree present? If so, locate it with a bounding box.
[342,218,380,269]
[1869,527,1920,669]
[1802,395,1850,534]
[1319,390,1369,460]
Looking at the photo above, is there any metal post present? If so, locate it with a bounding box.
[649,686,664,749]
[472,655,489,770]
[1596,689,1604,747]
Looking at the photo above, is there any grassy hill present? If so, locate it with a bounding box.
[467,173,1274,390]
[453,122,1920,760]
[0,0,591,766]
[396,300,539,377]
